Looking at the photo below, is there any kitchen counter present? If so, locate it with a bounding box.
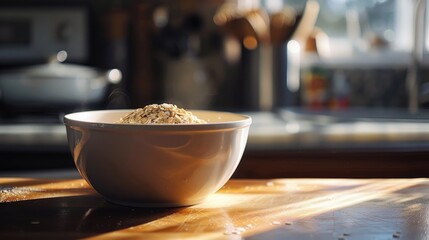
[233,108,429,178]
[1,177,429,239]
[0,123,67,151]
[248,108,429,151]
[2,108,429,153]
[2,108,429,177]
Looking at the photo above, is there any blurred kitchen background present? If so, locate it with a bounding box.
[2,0,429,178]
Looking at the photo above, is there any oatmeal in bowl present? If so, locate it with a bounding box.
[118,103,206,124]
[64,104,251,207]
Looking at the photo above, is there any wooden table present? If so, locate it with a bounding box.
[1,177,429,239]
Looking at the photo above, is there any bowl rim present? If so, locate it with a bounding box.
[64,109,252,131]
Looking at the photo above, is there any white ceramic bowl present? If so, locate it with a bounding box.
[64,109,251,207]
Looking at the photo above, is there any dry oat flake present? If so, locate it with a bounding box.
[118,103,207,124]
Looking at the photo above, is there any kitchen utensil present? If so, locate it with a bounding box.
[243,9,270,44]
[270,6,297,46]
[214,5,269,44]
[291,0,320,46]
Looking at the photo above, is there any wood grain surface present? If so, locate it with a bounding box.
[1,177,429,239]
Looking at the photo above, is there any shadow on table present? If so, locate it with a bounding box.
[0,194,184,239]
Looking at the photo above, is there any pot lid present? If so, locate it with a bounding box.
[19,62,100,79]
[0,51,122,84]
[1,50,100,79]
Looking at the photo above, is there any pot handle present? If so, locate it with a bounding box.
[106,69,122,84]
[48,50,69,64]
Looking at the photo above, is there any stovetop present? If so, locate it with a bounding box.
[0,113,68,152]
[0,112,65,124]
